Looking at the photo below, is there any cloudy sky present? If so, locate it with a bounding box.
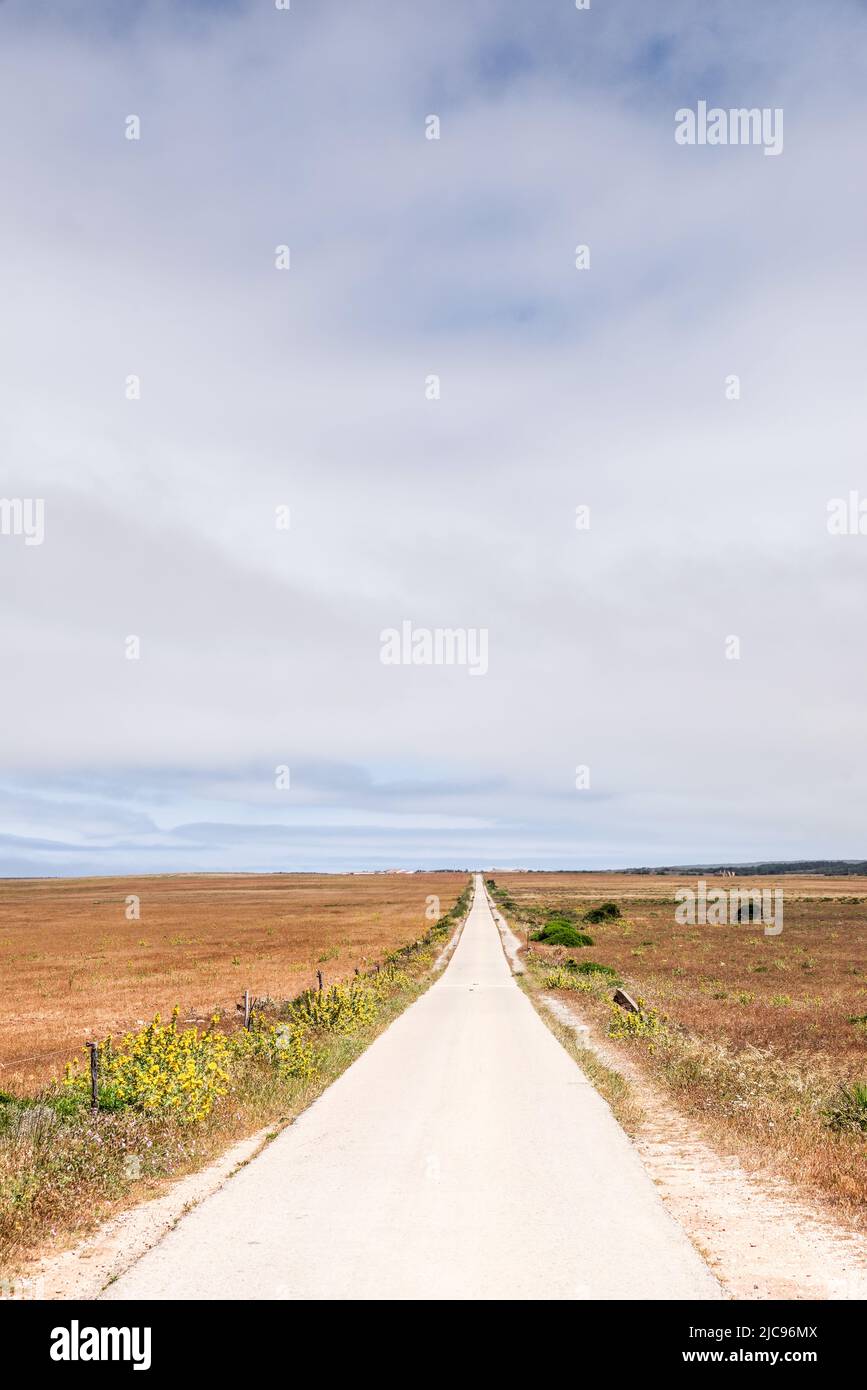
[0,0,865,874]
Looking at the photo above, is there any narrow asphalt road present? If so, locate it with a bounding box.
[103,875,721,1300]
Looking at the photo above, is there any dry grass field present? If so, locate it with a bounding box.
[495,871,867,1219]
[0,872,465,1093]
[498,871,867,1069]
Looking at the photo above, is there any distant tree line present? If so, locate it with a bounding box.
[628,861,867,877]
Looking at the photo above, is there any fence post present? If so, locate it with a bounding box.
[87,1041,99,1112]
[316,969,323,991]
[243,989,252,1029]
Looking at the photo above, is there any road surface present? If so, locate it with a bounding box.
[104,875,721,1300]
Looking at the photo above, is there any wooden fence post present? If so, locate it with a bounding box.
[316,969,323,991]
[87,1041,99,1112]
[243,990,252,1029]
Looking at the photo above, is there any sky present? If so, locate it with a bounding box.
[0,0,865,874]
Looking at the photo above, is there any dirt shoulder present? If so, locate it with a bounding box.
[536,986,867,1300]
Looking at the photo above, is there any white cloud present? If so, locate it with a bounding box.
[0,0,865,870]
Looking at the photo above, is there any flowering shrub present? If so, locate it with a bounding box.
[236,1016,315,1080]
[286,964,413,1035]
[64,1009,233,1123]
[289,980,376,1033]
[63,1008,316,1123]
[543,967,595,993]
[607,997,664,1041]
[369,965,411,998]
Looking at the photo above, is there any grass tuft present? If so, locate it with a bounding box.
[824,1082,867,1134]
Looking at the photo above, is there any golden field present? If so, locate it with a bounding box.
[0,872,465,1092]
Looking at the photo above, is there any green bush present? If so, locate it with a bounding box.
[531,921,594,947]
[563,959,621,981]
[583,901,622,924]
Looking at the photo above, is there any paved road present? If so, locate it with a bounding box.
[104,875,720,1300]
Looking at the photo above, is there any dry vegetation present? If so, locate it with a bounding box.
[0,873,470,1274]
[0,872,465,1092]
[495,871,867,1221]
